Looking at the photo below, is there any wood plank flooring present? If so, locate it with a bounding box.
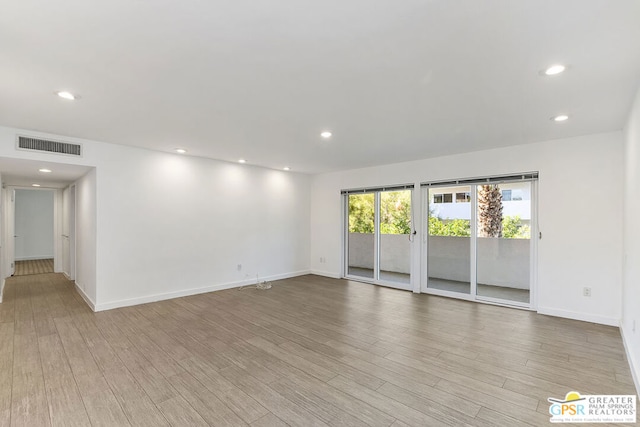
[0,273,636,426]
[13,258,54,276]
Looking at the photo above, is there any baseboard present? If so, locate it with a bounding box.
[15,255,54,261]
[310,270,341,279]
[537,306,619,326]
[0,278,4,303]
[620,324,640,396]
[74,282,96,311]
[94,270,311,312]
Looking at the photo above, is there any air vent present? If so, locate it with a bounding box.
[16,135,82,157]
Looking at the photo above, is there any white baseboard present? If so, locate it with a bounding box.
[620,324,640,396]
[0,278,4,303]
[310,270,341,279]
[537,306,619,327]
[94,270,311,312]
[74,282,96,311]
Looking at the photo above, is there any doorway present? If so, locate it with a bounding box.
[13,188,55,276]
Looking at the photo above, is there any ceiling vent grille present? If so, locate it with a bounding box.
[16,135,82,157]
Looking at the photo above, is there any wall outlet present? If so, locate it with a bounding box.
[237,264,242,271]
[583,287,591,297]
[319,257,326,263]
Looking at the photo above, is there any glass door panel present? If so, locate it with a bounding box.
[476,182,531,304]
[347,193,375,279]
[379,190,411,285]
[427,186,471,294]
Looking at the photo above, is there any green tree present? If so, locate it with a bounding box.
[348,191,412,234]
[380,191,411,234]
[428,217,470,237]
[348,193,374,233]
[502,215,531,239]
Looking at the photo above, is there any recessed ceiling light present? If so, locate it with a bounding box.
[175,148,187,154]
[56,91,77,100]
[38,168,52,173]
[283,167,291,171]
[32,184,41,187]
[320,131,332,138]
[544,64,566,76]
[552,114,569,122]
[238,159,247,164]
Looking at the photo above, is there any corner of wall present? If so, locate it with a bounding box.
[309,270,341,279]
[621,81,640,397]
[74,281,96,312]
[620,324,640,396]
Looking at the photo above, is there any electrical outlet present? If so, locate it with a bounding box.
[237,264,242,271]
[583,287,591,297]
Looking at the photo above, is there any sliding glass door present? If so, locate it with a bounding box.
[346,193,375,279]
[345,187,413,290]
[379,190,412,285]
[426,186,471,295]
[423,175,536,308]
[476,182,532,304]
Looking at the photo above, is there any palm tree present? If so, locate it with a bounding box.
[478,185,503,237]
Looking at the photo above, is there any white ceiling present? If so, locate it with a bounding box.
[1,0,639,174]
[0,157,92,189]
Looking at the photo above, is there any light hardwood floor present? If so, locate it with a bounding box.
[0,273,636,426]
[13,258,54,276]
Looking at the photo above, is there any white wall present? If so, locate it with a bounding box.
[0,125,311,310]
[93,146,311,310]
[14,189,54,260]
[62,186,71,277]
[75,170,97,305]
[61,185,77,280]
[311,132,624,325]
[622,85,640,394]
[1,187,15,280]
